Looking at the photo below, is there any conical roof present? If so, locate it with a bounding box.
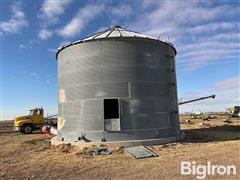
[81,25,157,41]
[57,25,175,56]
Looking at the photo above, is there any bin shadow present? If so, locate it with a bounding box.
[181,124,240,143]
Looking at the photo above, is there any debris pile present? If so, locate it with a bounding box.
[198,121,210,127]
[55,143,75,153]
[222,118,232,124]
[40,125,57,135]
[75,144,113,157]
[40,126,50,134]
[185,119,192,124]
[112,146,125,154]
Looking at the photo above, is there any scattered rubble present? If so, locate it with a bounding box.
[222,118,232,124]
[112,146,125,154]
[55,143,74,153]
[1,115,240,179]
[50,126,57,135]
[199,121,210,126]
[75,145,113,157]
[40,126,50,134]
[185,119,192,124]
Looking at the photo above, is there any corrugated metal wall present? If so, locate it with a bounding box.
[57,38,180,142]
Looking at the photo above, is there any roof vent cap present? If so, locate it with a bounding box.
[111,25,121,28]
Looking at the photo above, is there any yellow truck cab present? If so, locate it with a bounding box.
[13,108,44,134]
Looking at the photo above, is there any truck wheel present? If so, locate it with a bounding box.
[22,124,33,134]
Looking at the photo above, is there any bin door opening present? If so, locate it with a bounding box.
[104,99,120,131]
[104,99,119,119]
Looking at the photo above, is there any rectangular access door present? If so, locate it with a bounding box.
[104,99,120,131]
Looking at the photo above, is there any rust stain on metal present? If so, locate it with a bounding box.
[57,117,65,130]
[59,89,66,103]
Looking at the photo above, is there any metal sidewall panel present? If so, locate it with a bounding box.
[57,38,180,142]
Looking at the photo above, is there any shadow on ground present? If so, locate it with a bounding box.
[182,124,240,143]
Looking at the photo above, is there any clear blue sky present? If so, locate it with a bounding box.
[1,0,239,120]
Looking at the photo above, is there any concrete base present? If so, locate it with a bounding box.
[51,136,179,147]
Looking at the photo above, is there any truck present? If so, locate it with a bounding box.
[13,108,57,134]
[190,111,203,119]
[189,111,213,120]
[226,106,240,118]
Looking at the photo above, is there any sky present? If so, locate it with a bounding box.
[0,0,239,120]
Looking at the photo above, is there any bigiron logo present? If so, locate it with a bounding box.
[181,161,237,179]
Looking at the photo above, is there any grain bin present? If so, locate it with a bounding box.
[56,25,180,144]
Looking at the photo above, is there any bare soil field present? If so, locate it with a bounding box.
[0,114,239,180]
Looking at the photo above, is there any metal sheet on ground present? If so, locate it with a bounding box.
[125,145,158,159]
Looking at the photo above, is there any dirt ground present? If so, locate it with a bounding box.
[0,114,239,180]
